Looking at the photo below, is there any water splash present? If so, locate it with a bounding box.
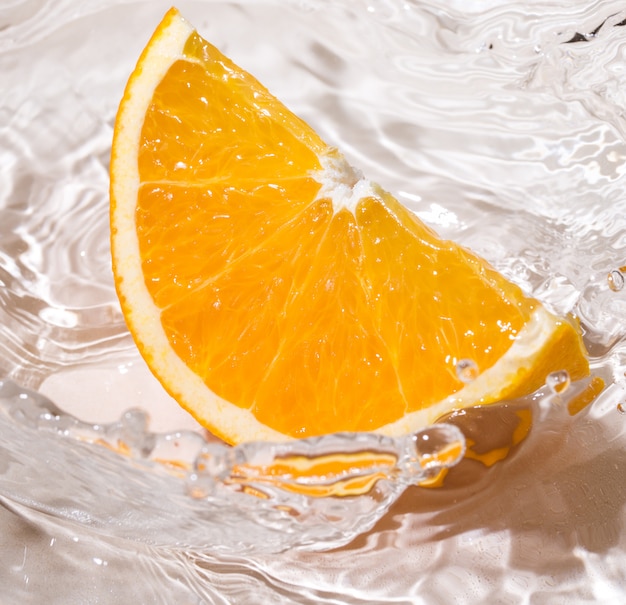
[3,0,626,603]
[0,378,465,554]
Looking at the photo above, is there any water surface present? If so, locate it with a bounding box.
[2,0,626,602]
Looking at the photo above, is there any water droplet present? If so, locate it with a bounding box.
[455,359,479,383]
[607,269,625,292]
[546,370,570,395]
[617,403,626,414]
[411,424,466,471]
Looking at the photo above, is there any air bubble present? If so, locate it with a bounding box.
[607,268,625,292]
[546,370,571,395]
[455,359,479,383]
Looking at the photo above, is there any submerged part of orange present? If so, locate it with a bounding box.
[110,8,590,444]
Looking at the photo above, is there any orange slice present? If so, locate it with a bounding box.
[110,8,590,445]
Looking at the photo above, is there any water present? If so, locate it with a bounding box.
[2,0,626,602]
[545,369,571,395]
[0,378,466,554]
[455,359,480,383]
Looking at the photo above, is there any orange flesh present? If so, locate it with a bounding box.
[134,31,545,438]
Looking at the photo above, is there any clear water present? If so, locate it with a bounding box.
[2,0,626,602]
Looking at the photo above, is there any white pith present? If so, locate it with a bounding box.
[111,10,564,443]
[314,154,376,212]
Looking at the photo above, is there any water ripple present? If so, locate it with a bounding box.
[2,1,626,603]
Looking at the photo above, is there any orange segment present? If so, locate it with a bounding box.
[110,8,591,444]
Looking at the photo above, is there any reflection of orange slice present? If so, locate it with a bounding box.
[110,8,590,445]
